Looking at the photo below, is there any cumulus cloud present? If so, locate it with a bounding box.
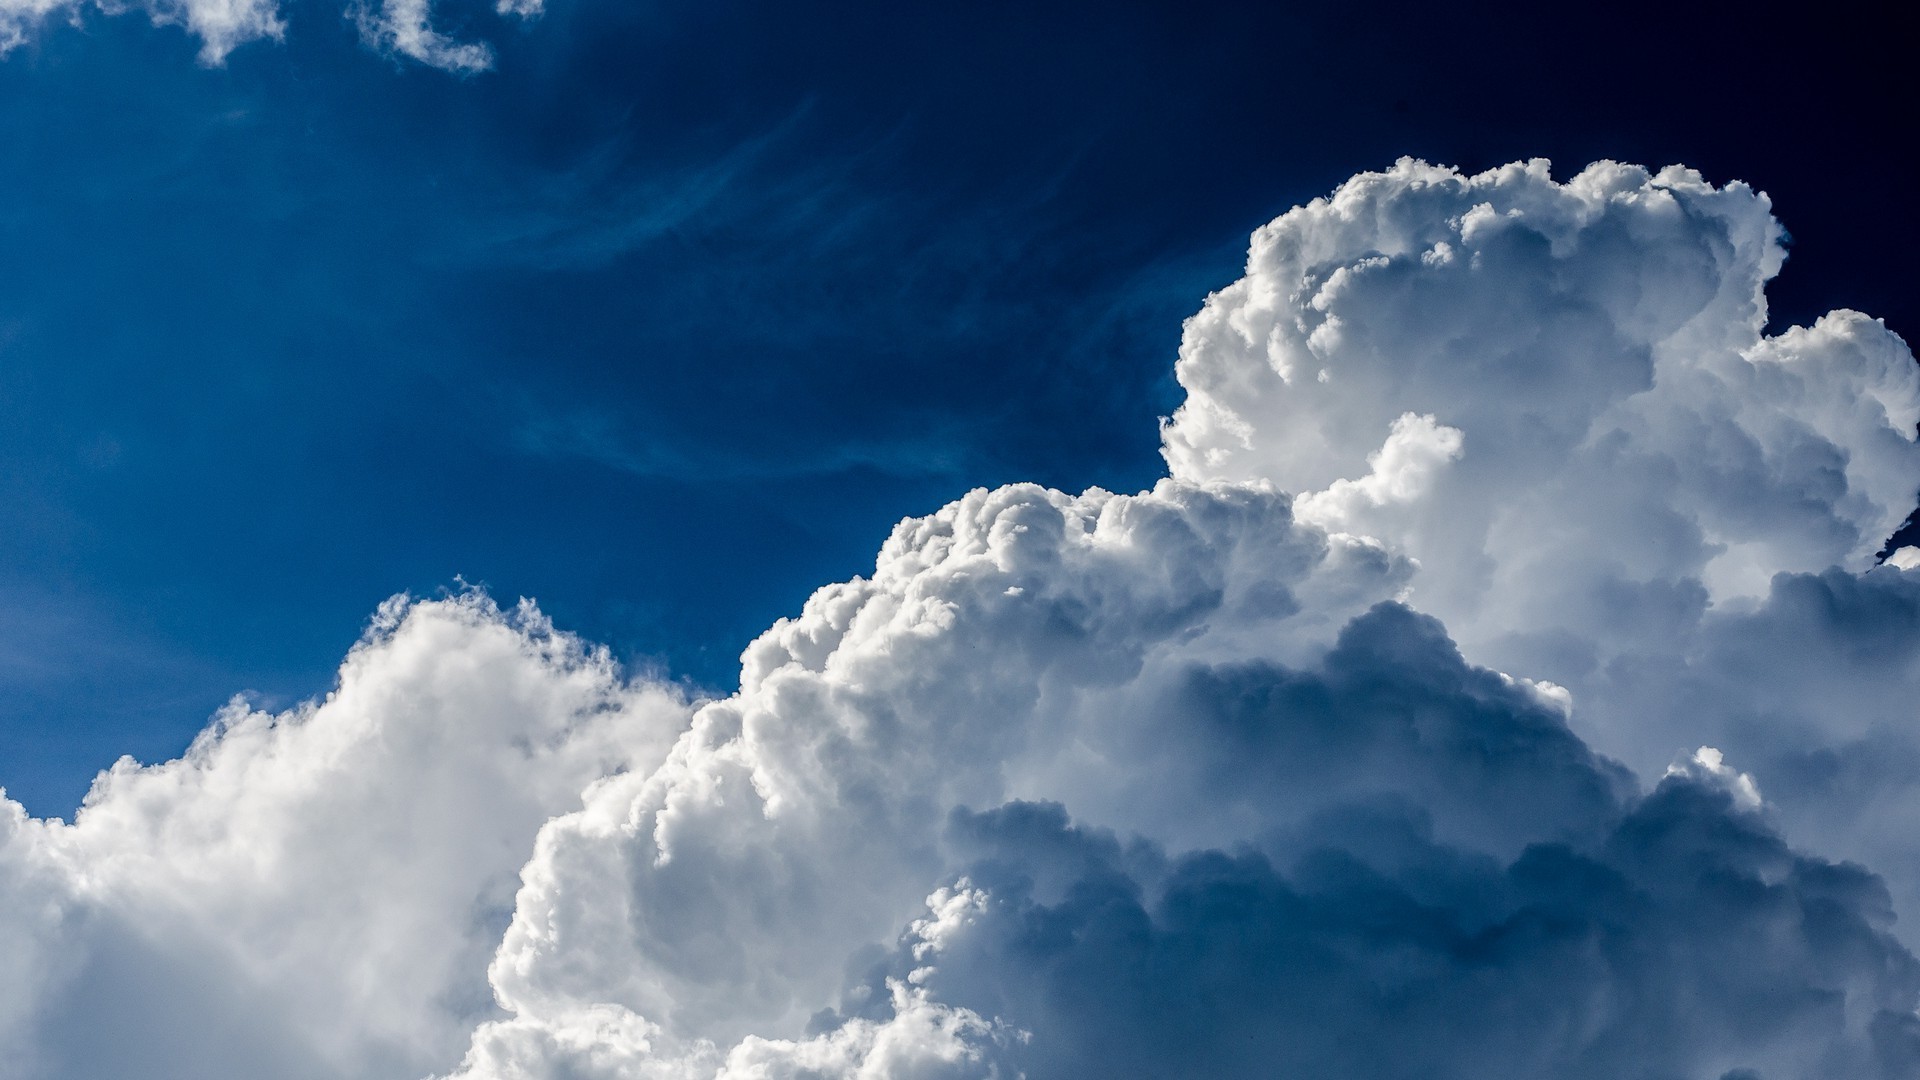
[0,0,532,70]
[4,159,1919,1078]
[429,490,1915,1079]
[0,594,689,1078]
[1155,157,1920,943]
[1163,160,1919,635]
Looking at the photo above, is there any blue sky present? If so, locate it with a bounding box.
[0,0,1913,823]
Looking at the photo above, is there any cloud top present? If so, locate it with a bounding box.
[1164,160,1918,630]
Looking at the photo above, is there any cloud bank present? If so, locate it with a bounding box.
[4,160,1919,1079]
[0,0,534,70]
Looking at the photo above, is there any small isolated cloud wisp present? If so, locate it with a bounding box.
[0,0,536,70]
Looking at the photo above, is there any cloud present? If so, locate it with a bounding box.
[1154,156,1920,949]
[0,593,690,1078]
[1163,160,1918,633]
[427,488,1913,1078]
[831,784,1919,1080]
[0,0,532,70]
[4,160,1919,1078]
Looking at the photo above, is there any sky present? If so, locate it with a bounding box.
[3,3,1920,1078]
[0,0,1912,816]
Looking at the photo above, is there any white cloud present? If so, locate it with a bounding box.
[1665,745,1764,809]
[0,0,75,54]
[1161,158,1920,751]
[1292,410,1464,541]
[0,0,532,71]
[352,0,492,74]
[0,593,691,1078]
[1155,158,1920,953]
[4,160,1920,1078]
[1164,161,1918,644]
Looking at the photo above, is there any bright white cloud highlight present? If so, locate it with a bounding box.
[0,594,689,1078]
[3,159,1919,1078]
[1164,160,1919,635]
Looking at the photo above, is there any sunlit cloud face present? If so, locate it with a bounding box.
[3,160,1919,1079]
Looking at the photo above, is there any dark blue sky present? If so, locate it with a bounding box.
[1,0,1913,815]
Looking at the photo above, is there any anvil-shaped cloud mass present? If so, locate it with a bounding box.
[5,160,1920,1079]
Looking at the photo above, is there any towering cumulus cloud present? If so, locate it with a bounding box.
[4,160,1920,1079]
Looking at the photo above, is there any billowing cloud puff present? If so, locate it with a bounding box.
[1158,158,1920,938]
[0,0,534,70]
[4,160,1920,1078]
[0,595,689,1078]
[1164,159,1919,644]
[432,482,1916,1079]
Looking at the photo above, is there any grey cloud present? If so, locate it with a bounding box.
[1164,160,1919,671]
[0,594,691,1079]
[878,780,1920,1080]
[763,601,1920,1079]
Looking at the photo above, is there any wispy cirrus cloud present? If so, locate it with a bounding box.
[0,0,535,70]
